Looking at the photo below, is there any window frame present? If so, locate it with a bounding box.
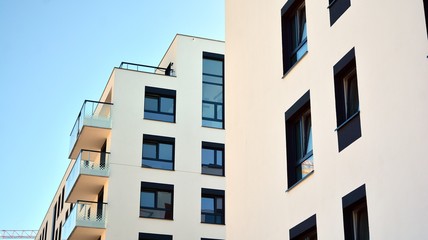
[333,48,362,152]
[285,91,313,189]
[342,184,370,240]
[289,214,317,240]
[139,232,172,240]
[202,52,225,129]
[142,134,175,171]
[281,0,308,75]
[201,142,225,176]
[328,0,351,26]
[201,188,225,225]
[144,86,176,123]
[140,182,174,220]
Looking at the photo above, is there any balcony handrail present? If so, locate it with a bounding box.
[119,61,174,76]
[79,149,111,155]
[75,200,108,205]
[69,100,113,136]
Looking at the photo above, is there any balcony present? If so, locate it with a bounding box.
[69,100,112,159]
[62,201,107,240]
[65,150,110,203]
[119,61,175,76]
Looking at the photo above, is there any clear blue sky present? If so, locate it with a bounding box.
[0,0,224,230]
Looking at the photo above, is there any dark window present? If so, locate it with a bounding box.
[333,48,361,152]
[343,184,370,240]
[140,182,174,220]
[281,0,308,74]
[139,232,172,240]
[423,0,428,38]
[201,188,225,224]
[202,142,225,176]
[144,86,176,123]
[328,0,351,26]
[202,52,224,129]
[290,214,317,240]
[285,91,313,188]
[142,135,175,170]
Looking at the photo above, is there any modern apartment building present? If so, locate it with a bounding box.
[225,0,428,239]
[35,34,225,240]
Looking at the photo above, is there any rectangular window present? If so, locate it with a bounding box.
[202,52,224,129]
[201,188,225,224]
[144,86,176,123]
[333,48,361,152]
[139,232,172,240]
[285,91,313,188]
[140,182,174,220]
[202,142,225,176]
[142,134,175,170]
[282,0,308,74]
[328,0,351,26]
[289,214,317,240]
[342,184,370,240]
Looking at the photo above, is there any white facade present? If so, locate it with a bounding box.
[36,34,225,240]
[225,0,428,239]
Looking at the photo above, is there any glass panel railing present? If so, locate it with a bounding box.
[65,150,110,201]
[69,100,112,153]
[62,201,107,240]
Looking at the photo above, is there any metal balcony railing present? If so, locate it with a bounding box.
[65,150,110,201]
[62,201,107,240]
[119,62,175,76]
[69,100,112,153]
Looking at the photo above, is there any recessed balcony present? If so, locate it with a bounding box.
[69,100,112,159]
[62,201,107,240]
[65,150,110,203]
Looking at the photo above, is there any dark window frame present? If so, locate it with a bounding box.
[285,91,313,188]
[202,142,225,176]
[342,184,370,240]
[142,134,175,171]
[290,214,317,240]
[202,52,225,129]
[281,0,308,74]
[140,182,174,220]
[144,86,176,123]
[139,232,172,240]
[333,48,361,152]
[201,188,225,225]
[423,0,428,38]
[328,0,351,26]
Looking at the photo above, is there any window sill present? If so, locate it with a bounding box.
[139,216,174,221]
[334,111,360,131]
[141,166,175,172]
[202,125,225,130]
[282,51,309,79]
[286,170,314,192]
[201,172,225,177]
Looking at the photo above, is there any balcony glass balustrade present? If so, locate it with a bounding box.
[65,150,110,202]
[62,201,107,240]
[69,100,112,157]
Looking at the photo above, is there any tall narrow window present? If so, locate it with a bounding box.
[285,91,313,188]
[144,86,176,123]
[343,184,370,240]
[201,188,225,224]
[142,135,175,170]
[202,52,224,129]
[140,182,174,220]
[282,0,308,74]
[202,142,225,176]
[328,0,351,26]
[290,214,317,240]
[333,48,361,152]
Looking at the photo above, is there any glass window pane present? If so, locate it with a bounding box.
[203,75,223,84]
[141,191,155,208]
[216,197,223,210]
[160,97,174,114]
[159,143,173,161]
[202,197,215,212]
[304,113,312,154]
[216,150,223,166]
[145,112,174,122]
[202,103,215,119]
[142,159,173,170]
[202,148,215,165]
[217,105,223,120]
[157,191,172,208]
[203,59,223,76]
[202,119,223,129]
[143,143,157,159]
[203,83,223,103]
[301,154,314,178]
[144,96,158,112]
[346,70,359,118]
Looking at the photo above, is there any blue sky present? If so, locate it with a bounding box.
[0,0,224,230]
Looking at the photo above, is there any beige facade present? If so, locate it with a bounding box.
[225,0,428,239]
[36,34,225,240]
